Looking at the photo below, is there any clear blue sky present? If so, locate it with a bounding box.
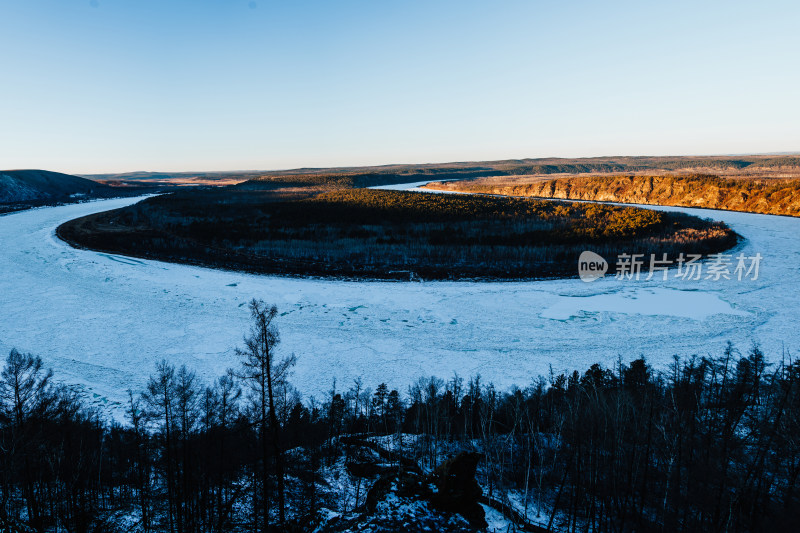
[1,0,798,174]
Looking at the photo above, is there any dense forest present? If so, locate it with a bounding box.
[57,188,737,280]
[2,300,800,532]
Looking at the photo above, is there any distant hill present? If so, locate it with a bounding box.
[0,169,112,204]
[237,154,800,190]
[78,154,800,191]
[83,170,261,187]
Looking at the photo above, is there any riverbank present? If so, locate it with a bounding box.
[425,174,800,217]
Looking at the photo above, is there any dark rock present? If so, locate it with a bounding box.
[428,452,487,529]
[346,460,398,479]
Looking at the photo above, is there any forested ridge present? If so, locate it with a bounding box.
[0,170,156,214]
[235,154,800,190]
[8,154,800,214]
[426,174,800,217]
[1,301,800,532]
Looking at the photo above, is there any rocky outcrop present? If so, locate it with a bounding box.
[310,463,481,532]
[360,452,487,529]
[428,452,487,528]
[426,174,800,217]
[308,440,488,532]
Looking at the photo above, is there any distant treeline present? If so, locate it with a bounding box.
[236,169,502,191]
[236,155,800,191]
[57,188,737,280]
[7,155,800,214]
[1,301,800,532]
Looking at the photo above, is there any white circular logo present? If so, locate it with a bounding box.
[578,251,608,282]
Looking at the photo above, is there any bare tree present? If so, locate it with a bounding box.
[143,360,177,533]
[0,349,54,529]
[174,365,200,532]
[127,390,152,533]
[237,299,296,530]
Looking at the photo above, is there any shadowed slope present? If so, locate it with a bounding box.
[0,169,111,204]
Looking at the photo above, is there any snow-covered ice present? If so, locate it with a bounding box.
[540,287,749,321]
[0,187,796,417]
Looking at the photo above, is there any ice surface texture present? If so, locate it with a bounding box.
[0,186,785,417]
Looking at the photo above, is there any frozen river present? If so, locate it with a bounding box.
[0,186,796,416]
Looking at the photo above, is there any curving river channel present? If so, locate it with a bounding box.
[0,184,796,416]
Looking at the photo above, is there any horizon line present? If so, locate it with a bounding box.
[53,150,800,177]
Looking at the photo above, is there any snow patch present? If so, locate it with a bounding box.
[541,287,748,320]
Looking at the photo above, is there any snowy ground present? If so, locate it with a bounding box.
[0,185,797,418]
